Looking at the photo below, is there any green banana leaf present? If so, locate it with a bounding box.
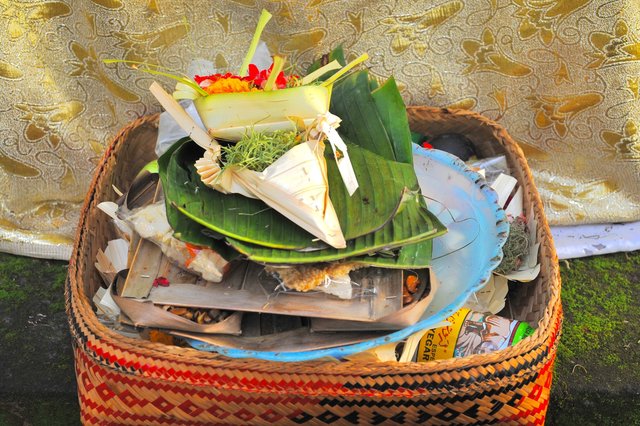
[160,139,415,249]
[368,77,379,92]
[158,138,236,258]
[325,140,420,239]
[331,71,396,161]
[352,240,433,269]
[371,77,413,165]
[226,192,446,264]
[165,203,237,259]
[309,48,411,165]
[306,45,346,79]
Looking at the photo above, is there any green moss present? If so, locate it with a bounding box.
[0,253,75,398]
[3,330,18,343]
[0,252,67,311]
[556,251,639,372]
[222,130,300,172]
[0,398,80,426]
[0,281,28,303]
[50,300,66,313]
[548,251,640,425]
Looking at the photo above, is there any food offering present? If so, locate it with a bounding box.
[95,9,523,361]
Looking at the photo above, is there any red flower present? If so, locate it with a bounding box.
[194,72,243,87]
[245,64,293,89]
[422,141,433,149]
[245,64,266,87]
[152,276,170,287]
[194,65,297,91]
[194,73,222,84]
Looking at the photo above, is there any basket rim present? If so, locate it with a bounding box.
[66,107,562,377]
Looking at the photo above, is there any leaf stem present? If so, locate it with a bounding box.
[238,9,272,77]
[263,55,285,91]
[322,53,369,87]
[103,59,208,96]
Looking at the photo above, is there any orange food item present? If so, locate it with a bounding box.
[184,243,201,268]
[148,330,174,345]
[405,274,420,294]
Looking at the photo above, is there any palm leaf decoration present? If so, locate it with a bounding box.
[157,62,446,269]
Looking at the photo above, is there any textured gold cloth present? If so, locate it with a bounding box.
[1,0,639,258]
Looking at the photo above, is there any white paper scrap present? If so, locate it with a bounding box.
[491,173,518,209]
[551,220,640,260]
[464,274,509,314]
[93,285,121,317]
[103,239,129,272]
[504,186,524,218]
[503,264,541,282]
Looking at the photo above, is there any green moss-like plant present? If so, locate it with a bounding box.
[222,130,300,172]
[495,216,529,275]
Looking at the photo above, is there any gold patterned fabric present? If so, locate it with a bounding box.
[1,0,639,258]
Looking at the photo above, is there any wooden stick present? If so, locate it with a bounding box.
[149,82,216,150]
[119,180,163,299]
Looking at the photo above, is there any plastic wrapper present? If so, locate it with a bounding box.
[469,155,509,186]
[122,202,229,283]
[98,199,229,283]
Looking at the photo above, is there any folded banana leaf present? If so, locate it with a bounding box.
[371,77,413,165]
[160,139,416,250]
[324,140,420,239]
[352,240,433,269]
[158,66,446,267]
[330,71,396,161]
[226,194,446,264]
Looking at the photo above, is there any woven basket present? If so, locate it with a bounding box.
[67,107,562,425]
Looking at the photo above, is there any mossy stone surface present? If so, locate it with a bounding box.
[548,251,640,425]
[0,397,80,426]
[0,252,79,423]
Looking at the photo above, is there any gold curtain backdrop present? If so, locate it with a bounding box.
[1,0,639,258]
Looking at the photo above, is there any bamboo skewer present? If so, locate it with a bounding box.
[149,82,216,150]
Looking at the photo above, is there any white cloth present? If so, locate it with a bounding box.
[551,221,640,259]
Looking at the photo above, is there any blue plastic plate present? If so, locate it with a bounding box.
[185,146,509,361]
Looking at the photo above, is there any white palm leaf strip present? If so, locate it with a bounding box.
[308,112,359,196]
[229,139,345,249]
[194,147,254,198]
[149,81,217,150]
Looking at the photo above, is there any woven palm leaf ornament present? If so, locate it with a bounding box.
[145,10,371,249]
[106,8,446,270]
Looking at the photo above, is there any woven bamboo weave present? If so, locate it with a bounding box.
[66,107,562,425]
